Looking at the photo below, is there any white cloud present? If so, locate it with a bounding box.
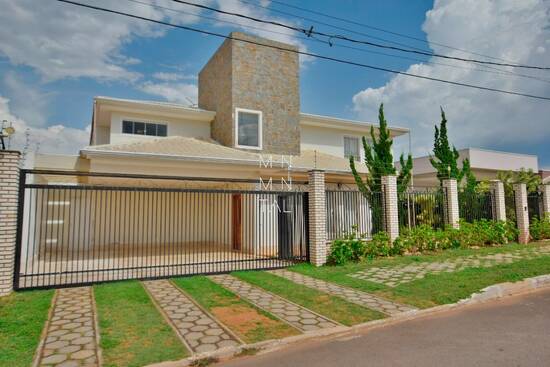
[152,72,196,81]
[4,72,53,127]
[139,81,198,105]
[0,0,202,81]
[352,0,550,158]
[0,96,89,156]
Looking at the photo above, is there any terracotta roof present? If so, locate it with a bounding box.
[82,136,367,173]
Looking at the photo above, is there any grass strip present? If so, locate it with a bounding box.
[173,276,299,343]
[291,241,550,309]
[0,290,54,367]
[94,281,188,367]
[233,271,385,326]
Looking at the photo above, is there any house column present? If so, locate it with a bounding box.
[514,183,529,244]
[381,175,399,241]
[490,180,506,221]
[442,179,460,229]
[308,170,327,266]
[0,151,21,296]
[540,185,550,217]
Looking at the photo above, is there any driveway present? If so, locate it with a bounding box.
[219,288,550,367]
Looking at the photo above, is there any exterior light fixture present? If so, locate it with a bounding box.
[0,124,15,150]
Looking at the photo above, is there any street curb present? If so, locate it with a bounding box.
[145,274,550,367]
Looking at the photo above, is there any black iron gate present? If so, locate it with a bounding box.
[14,170,309,289]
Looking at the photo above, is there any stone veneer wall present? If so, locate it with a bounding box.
[198,32,300,155]
[198,38,234,148]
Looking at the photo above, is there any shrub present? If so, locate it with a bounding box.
[530,215,550,240]
[327,225,366,265]
[328,220,519,265]
[362,232,393,259]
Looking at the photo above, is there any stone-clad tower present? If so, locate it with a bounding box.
[198,32,300,155]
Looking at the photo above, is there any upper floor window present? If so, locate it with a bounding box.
[122,120,167,137]
[344,136,360,161]
[235,108,262,149]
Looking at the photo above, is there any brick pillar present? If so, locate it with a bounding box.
[442,179,460,229]
[381,175,399,241]
[490,180,506,221]
[308,170,327,266]
[540,185,550,216]
[514,183,529,244]
[0,151,21,296]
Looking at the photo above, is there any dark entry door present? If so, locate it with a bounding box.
[277,195,294,260]
[232,194,242,251]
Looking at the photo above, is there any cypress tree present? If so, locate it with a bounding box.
[350,104,413,194]
[429,108,466,184]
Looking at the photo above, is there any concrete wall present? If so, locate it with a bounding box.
[300,125,369,158]
[108,112,211,146]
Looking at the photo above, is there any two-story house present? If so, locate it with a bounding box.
[19,32,409,288]
[33,32,408,184]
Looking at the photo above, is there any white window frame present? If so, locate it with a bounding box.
[343,135,360,161]
[235,107,263,150]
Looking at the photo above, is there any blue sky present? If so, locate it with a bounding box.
[0,0,549,167]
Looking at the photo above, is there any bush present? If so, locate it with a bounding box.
[531,215,550,240]
[328,220,519,265]
[327,227,394,265]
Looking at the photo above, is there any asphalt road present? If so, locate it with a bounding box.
[219,289,550,367]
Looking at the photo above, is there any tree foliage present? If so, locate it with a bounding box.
[497,168,542,194]
[350,104,413,194]
[429,107,474,188]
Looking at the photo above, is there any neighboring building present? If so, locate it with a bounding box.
[540,170,550,184]
[407,147,539,187]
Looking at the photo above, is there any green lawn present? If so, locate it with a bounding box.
[233,271,385,326]
[0,290,54,367]
[173,276,299,342]
[291,241,550,309]
[94,281,188,367]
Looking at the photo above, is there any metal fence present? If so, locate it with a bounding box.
[528,192,544,223]
[505,191,517,222]
[15,170,309,289]
[458,191,494,223]
[398,189,447,230]
[325,190,384,240]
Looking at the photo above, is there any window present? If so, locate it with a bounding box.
[236,108,262,149]
[122,120,167,137]
[344,136,360,160]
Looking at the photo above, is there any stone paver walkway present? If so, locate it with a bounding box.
[209,274,338,332]
[37,287,100,367]
[142,279,240,354]
[350,245,550,287]
[268,269,417,315]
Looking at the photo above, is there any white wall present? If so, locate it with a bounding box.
[300,125,369,158]
[109,112,211,145]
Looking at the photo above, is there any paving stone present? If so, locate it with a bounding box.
[209,274,338,332]
[36,287,100,367]
[348,245,550,287]
[142,279,240,354]
[269,269,416,316]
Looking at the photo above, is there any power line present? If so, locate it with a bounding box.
[266,0,520,64]
[170,0,550,71]
[233,0,550,82]
[125,0,550,84]
[232,0,441,55]
[53,0,550,101]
